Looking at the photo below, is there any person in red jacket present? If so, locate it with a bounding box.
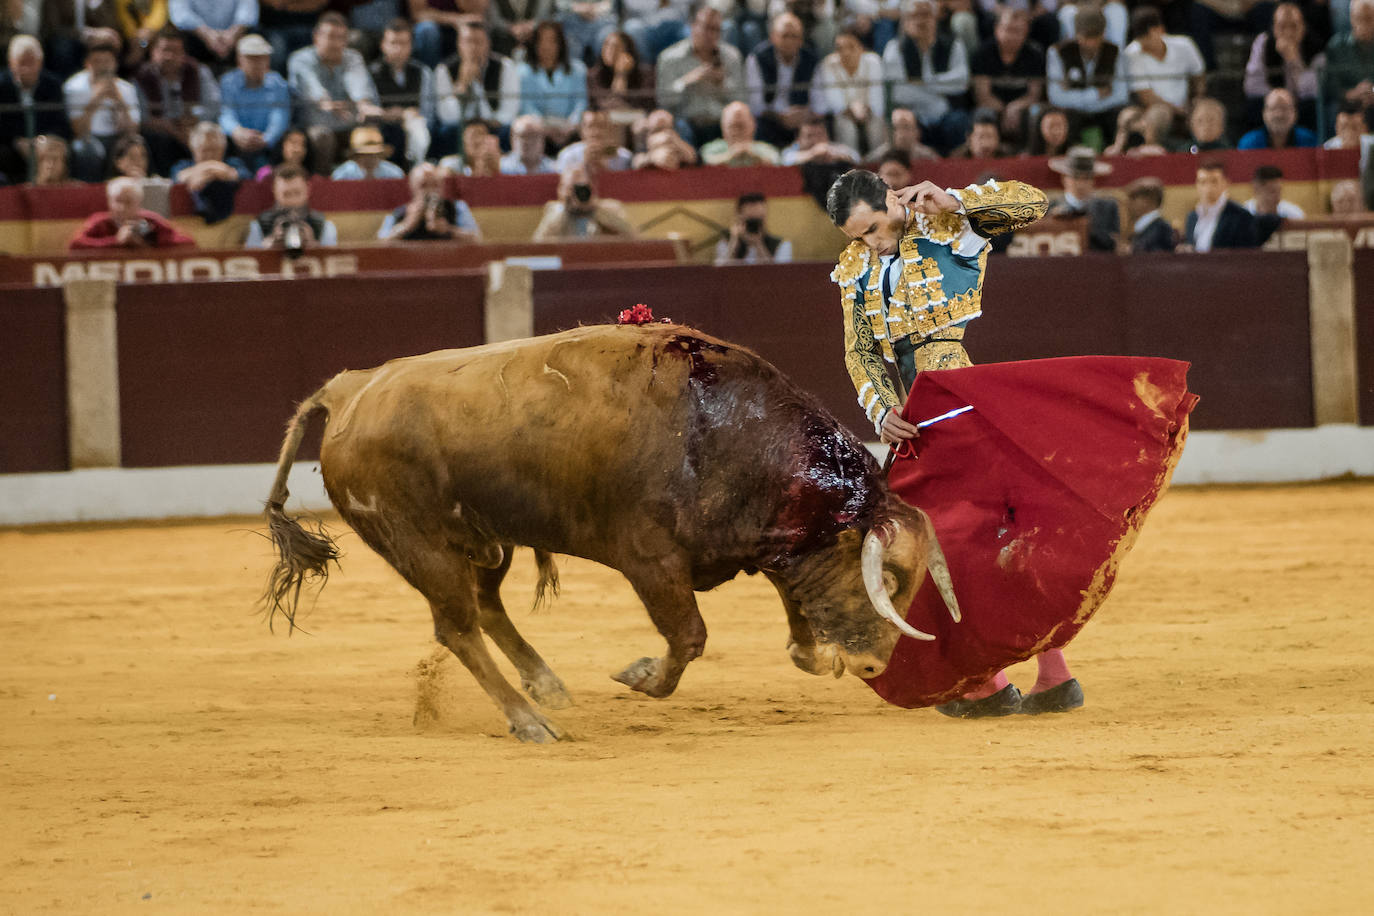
[69,176,196,250]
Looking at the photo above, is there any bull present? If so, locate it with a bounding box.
[262,323,959,742]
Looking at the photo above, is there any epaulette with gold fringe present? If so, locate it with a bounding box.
[830,240,871,288]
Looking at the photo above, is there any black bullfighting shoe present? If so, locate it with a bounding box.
[934,684,1022,718]
[1018,678,1085,715]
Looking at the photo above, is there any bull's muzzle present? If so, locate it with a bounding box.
[789,641,888,680]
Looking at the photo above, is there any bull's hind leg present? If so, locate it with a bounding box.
[473,554,572,710]
[399,549,564,743]
[612,563,707,699]
[433,609,565,742]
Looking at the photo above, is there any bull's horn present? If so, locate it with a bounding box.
[916,509,962,623]
[862,528,936,642]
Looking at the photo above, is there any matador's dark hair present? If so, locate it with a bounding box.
[826,169,888,228]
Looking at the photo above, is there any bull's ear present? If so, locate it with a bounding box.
[881,569,899,598]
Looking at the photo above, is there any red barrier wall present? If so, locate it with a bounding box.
[114,273,486,467]
[1122,251,1313,430]
[1356,249,1374,427]
[0,286,67,473]
[532,251,1316,437]
[980,251,1314,429]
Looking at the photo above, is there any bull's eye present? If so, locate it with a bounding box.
[881,570,900,597]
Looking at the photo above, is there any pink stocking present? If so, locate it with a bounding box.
[962,669,1010,700]
[1030,649,1072,694]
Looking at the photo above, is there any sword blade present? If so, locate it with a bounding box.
[915,404,974,429]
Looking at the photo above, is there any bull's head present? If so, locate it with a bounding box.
[775,499,961,680]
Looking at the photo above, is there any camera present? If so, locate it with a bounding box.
[572,183,593,204]
[743,217,764,235]
[133,219,157,243]
[281,220,305,259]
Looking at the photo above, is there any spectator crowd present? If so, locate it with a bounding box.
[1,0,1372,253]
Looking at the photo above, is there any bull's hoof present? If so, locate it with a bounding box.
[508,711,566,743]
[523,673,573,710]
[611,656,675,698]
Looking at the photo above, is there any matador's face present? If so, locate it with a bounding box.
[841,192,908,257]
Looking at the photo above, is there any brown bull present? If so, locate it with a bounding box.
[262,324,958,742]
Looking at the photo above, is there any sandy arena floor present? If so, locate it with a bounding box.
[2,481,1372,914]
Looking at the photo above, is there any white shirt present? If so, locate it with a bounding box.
[1134,208,1164,235]
[63,70,142,139]
[1046,42,1130,114]
[554,142,633,172]
[434,55,521,127]
[1245,198,1305,219]
[779,140,861,166]
[1192,193,1228,253]
[881,37,970,123]
[816,50,885,120]
[1124,35,1205,109]
[620,0,690,24]
[745,52,820,116]
[500,151,556,175]
[713,236,793,264]
[244,217,339,248]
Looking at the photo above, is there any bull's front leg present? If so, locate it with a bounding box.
[766,575,840,678]
[614,564,706,699]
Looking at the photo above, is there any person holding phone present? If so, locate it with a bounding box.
[654,4,744,147]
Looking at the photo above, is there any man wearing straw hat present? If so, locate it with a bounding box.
[331,125,407,180]
[1047,144,1121,252]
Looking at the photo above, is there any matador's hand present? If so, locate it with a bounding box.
[895,181,960,215]
[879,408,921,445]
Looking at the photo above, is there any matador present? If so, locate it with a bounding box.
[826,169,1087,719]
[828,170,1049,441]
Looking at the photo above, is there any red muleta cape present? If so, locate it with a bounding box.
[865,356,1198,708]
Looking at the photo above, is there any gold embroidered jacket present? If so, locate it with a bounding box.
[833,179,1048,429]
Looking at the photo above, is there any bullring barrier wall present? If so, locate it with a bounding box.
[2,246,1366,471]
[2,222,1371,520]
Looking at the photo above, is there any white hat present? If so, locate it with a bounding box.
[237,34,272,56]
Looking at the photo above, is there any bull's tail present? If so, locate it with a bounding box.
[916,508,962,624]
[532,549,561,611]
[261,390,341,634]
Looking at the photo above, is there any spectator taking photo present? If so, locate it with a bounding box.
[69,176,195,250]
[245,164,339,253]
[714,192,792,264]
